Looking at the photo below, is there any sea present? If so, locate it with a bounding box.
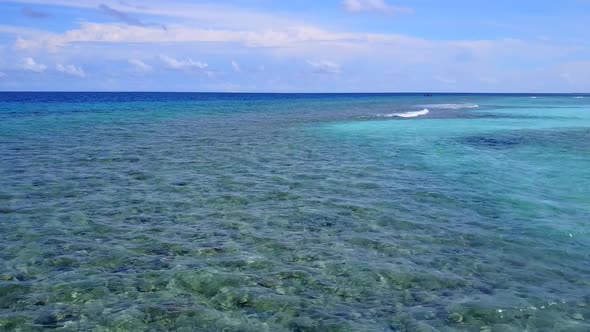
[0,92,589,331]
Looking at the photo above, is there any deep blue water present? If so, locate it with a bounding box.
[1,92,589,331]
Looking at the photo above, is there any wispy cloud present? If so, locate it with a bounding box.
[97,3,165,29]
[98,4,147,27]
[159,55,208,70]
[6,0,306,30]
[56,63,86,77]
[307,60,341,74]
[231,60,241,73]
[11,21,425,51]
[21,6,51,18]
[342,0,413,15]
[117,0,149,10]
[128,59,152,73]
[434,75,457,85]
[0,24,52,38]
[205,70,216,79]
[21,57,47,72]
[556,61,590,89]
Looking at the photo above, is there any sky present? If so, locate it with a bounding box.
[0,0,589,92]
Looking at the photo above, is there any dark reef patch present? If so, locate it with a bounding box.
[461,135,527,149]
[460,128,590,151]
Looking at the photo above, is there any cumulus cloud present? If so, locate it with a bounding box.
[342,0,413,15]
[21,6,51,18]
[21,57,47,72]
[159,55,208,70]
[56,63,86,77]
[128,58,152,73]
[307,60,341,74]
[231,60,242,72]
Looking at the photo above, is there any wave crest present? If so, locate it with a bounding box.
[382,109,430,118]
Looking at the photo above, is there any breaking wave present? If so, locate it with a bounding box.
[382,109,430,118]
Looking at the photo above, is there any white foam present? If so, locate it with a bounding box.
[530,96,537,99]
[574,96,584,99]
[383,109,430,118]
[420,103,479,109]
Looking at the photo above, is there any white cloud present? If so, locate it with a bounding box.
[159,55,208,70]
[128,58,152,72]
[342,0,413,15]
[56,63,86,77]
[3,2,586,92]
[0,23,49,35]
[231,60,242,73]
[307,60,341,74]
[10,22,571,83]
[12,21,428,52]
[21,57,47,72]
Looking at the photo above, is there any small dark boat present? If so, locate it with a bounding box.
[424,93,433,97]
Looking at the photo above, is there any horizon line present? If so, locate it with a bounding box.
[1,91,589,95]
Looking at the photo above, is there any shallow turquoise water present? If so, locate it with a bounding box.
[0,93,589,331]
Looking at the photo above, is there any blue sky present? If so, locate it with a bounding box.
[0,0,589,92]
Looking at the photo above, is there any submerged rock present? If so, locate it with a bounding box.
[34,310,75,328]
[34,313,60,328]
[50,256,79,270]
[0,273,14,281]
[448,312,463,323]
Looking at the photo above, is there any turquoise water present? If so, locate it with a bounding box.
[0,93,589,331]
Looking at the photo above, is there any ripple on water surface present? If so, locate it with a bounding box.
[0,93,589,331]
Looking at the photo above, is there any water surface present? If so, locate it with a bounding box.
[1,93,589,331]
